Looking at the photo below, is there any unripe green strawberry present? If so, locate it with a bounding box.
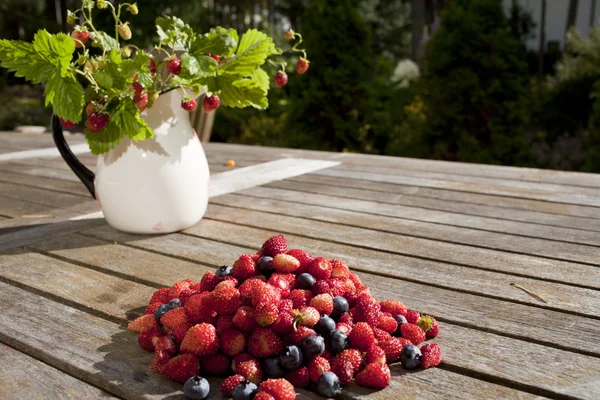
[118,23,132,40]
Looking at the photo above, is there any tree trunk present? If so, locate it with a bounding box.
[411,0,425,60]
[565,0,579,37]
[538,0,546,80]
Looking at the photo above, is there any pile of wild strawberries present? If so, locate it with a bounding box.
[128,235,442,399]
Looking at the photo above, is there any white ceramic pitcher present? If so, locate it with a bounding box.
[52,89,210,234]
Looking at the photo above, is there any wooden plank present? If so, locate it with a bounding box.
[48,227,600,398]
[0,194,59,219]
[199,203,600,288]
[73,224,600,356]
[233,186,600,247]
[204,142,600,188]
[0,161,81,182]
[0,281,546,400]
[175,219,600,317]
[0,344,117,400]
[0,168,90,197]
[315,165,600,207]
[278,175,600,232]
[0,181,91,210]
[0,143,90,163]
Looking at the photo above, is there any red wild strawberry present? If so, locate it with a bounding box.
[155,335,177,353]
[144,302,161,316]
[200,271,220,292]
[320,348,334,363]
[379,336,410,362]
[275,71,288,88]
[380,300,407,316]
[178,288,198,306]
[400,323,426,345]
[333,349,363,373]
[203,95,220,112]
[405,310,421,324]
[255,303,280,327]
[221,374,245,397]
[237,359,263,384]
[161,354,199,383]
[166,57,182,75]
[138,325,163,352]
[372,327,391,343]
[327,278,346,297]
[308,356,330,383]
[252,281,281,308]
[338,313,353,325]
[232,353,254,372]
[259,378,296,400]
[294,306,320,328]
[233,254,258,281]
[87,112,109,132]
[378,312,398,334]
[417,315,439,338]
[355,362,391,389]
[285,366,310,388]
[349,322,375,351]
[330,259,349,278]
[366,344,386,364]
[185,293,215,324]
[268,274,291,298]
[169,280,191,299]
[311,280,331,296]
[309,293,334,315]
[288,289,312,309]
[71,30,89,48]
[201,352,230,375]
[220,329,246,357]
[151,349,171,373]
[355,295,381,326]
[209,280,241,315]
[279,299,294,313]
[181,97,197,112]
[286,249,313,274]
[132,81,144,95]
[233,306,257,332]
[296,58,310,75]
[348,272,364,289]
[262,235,288,256]
[180,323,220,356]
[331,360,354,386]
[239,277,262,305]
[149,59,157,74]
[272,254,300,273]
[336,322,352,335]
[160,308,191,342]
[128,314,157,333]
[247,327,283,357]
[290,326,316,344]
[308,257,332,280]
[272,311,294,335]
[59,118,74,129]
[207,53,221,62]
[135,92,149,112]
[221,276,239,286]
[216,315,236,335]
[255,392,275,400]
[420,343,442,369]
[149,288,170,305]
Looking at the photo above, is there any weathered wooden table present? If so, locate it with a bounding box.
[0,131,599,400]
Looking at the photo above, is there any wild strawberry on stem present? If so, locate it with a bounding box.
[275,71,288,88]
[203,95,220,112]
[181,96,197,112]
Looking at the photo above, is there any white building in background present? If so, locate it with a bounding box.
[504,0,599,49]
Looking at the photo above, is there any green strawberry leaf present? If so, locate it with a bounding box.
[44,70,85,123]
[219,29,280,76]
[91,32,119,51]
[206,69,269,109]
[190,27,238,57]
[115,101,154,141]
[178,53,217,81]
[156,16,195,51]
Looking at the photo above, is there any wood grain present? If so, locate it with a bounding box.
[0,281,539,400]
[0,194,57,218]
[0,181,90,211]
[0,345,116,399]
[0,168,90,197]
[200,203,600,288]
[274,175,600,232]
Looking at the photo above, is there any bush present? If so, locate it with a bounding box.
[0,85,50,130]
[410,0,533,165]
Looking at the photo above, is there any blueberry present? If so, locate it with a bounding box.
[317,371,342,397]
[328,330,348,353]
[262,356,285,378]
[400,344,422,369]
[155,304,171,321]
[232,381,258,400]
[331,296,349,319]
[167,298,181,309]
[183,376,210,400]
[314,316,336,337]
[257,256,274,275]
[301,335,325,359]
[216,265,233,277]
[279,345,303,370]
[394,314,408,335]
[296,273,316,289]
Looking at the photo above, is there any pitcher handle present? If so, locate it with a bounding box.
[51,114,96,198]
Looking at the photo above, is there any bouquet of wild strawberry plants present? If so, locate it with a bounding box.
[0,0,308,154]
